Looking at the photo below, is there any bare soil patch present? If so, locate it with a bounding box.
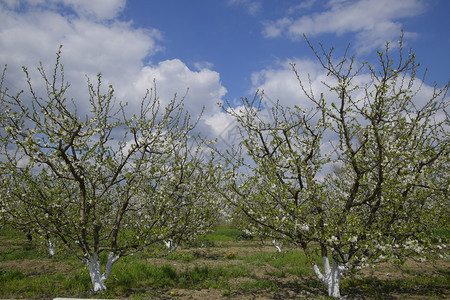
[1,258,74,277]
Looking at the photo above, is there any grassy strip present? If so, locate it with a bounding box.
[0,227,448,299]
[0,270,91,299]
[341,276,449,299]
[0,257,254,298]
[242,250,315,276]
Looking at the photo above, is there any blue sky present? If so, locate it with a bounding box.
[0,0,448,142]
[124,0,449,94]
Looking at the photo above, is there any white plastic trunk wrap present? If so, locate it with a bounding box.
[87,252,120,292]
[313,256,345,298]
[46,237,57,256]
[272,240,282,253]
[164,239,177,254]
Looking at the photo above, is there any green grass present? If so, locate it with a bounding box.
[0,270,90,299]
[432,227,450,243]
[242,249,314,276]
[204,225,248,241]
[104,255,253,295]
[0,227,448,299]
[0,228,28,239]
[341,276,450,299]
[0,246,43,261]
[0,269,27,281]
[166,251,195,262]
[108,259,179,290]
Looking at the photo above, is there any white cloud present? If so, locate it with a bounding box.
[250,54,444,130]
[287,0,318,13]
[114,58,229,141]
[250,58,334,109]
[0,2,160,81]
[0,0,126,20]
[58,0,126,20]
[204,111,235,137]
[194,61,215,71]
[0,1,228,141]
[263,18,292,39]
[263,0,425,53]
[248,55,446,179]
[228,0,262,16]
[126,59,227,117]
[62,20,162,77]
[0,5,161,114]
[0,0,18,8]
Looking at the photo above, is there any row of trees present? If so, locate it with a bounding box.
[0,40,448,297]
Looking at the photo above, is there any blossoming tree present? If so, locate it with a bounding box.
[0,49,220,292]
[219,38,449,298]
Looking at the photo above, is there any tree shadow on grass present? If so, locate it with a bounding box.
[227,277,329,299]
[228,275,449,300]
[341,276,449,299]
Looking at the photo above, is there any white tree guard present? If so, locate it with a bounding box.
[313,256,346,298]
[272,239,282,253]
[47,237,57,256]
[164,239,177,254]
[87,252,120,292]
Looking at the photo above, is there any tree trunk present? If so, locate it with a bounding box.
[313,256,345,298]
[272,240,282,252]
[46,237,57,256]
[164,239,177,254]
[86,252,120,292]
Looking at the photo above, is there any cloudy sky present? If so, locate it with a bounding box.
[0,0,448,143]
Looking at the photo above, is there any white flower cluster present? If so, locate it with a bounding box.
[404,239,423,254]
[327,235,339,244]
[348,236,358,243]
[300,224,310,231]
[375,244,387,252]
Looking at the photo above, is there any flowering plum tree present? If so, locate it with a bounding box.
[219,39,449,298]
[0,49,220,292]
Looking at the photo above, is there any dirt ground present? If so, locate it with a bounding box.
[1,239,449,299]
[130,242,449,299]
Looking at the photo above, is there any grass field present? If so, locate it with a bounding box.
[0,226,448,299]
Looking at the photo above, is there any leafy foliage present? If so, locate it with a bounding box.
[218,36,449,297]
[0,48,220,291]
